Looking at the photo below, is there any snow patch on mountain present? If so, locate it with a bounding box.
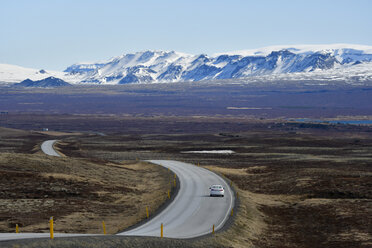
[218,44,372,58]
[1,44,372,85]
[62,44,372,85]
[0,64,84,84]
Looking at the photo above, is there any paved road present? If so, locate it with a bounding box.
[0,142,234,241]
[118,160,234,238]
[40,140,61,157]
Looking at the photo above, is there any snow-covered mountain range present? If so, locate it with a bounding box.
[1,44,372,85]
[0,64,82,84]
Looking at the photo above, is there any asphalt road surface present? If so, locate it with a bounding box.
[0,142,234,241]
[118,160,234,238]
[40,140,60,157]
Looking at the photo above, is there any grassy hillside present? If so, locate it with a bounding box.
[0,128,174,234]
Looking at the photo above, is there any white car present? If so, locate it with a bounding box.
[209,185,225,197]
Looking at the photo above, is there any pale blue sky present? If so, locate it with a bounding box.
[1,0,371,70]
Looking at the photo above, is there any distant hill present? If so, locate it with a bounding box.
[14,77,71,87]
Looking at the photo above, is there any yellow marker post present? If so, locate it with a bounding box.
[174,173,176,179]
[49,217,54,239]
[230,180,232,186]
[102,221,106,235]
[168,190,170,199]
[212,224,215,234]
[160,223,163,238]
[146,207,149,218]
[16,224,19,233]
[231,208,234,216]
[237,191,239,199]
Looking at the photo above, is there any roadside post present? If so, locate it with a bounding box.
[161,223,163,238]
[212,224,215,234]
[146,206,149,218]
[231,208,234,216]
[168,190,170,199]
[102,221,106,235]
[16,224,19,233]
[49,217,54,239]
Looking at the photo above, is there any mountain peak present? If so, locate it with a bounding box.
[15,77,71,88]
[1,44,372,85]
[61,44,372,84]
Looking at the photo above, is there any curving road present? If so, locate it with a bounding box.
[119,160,234,238]
[40,140,61,157]
[0,141,234,241]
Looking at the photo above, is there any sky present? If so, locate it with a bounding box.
[1,0,372,71]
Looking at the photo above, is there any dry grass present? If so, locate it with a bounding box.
[207,167,304,248]
[0,127,29,137]
[204,166,252,176]
[0,153,173,234]
[35,131,83,136]
[206,162,372,248]
[49,120,372,247]
[2,116,372,247]
[212,190,267,248]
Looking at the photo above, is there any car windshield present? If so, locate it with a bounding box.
[212,185,222,189]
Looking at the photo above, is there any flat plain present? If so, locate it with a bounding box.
[1,82,372,118]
